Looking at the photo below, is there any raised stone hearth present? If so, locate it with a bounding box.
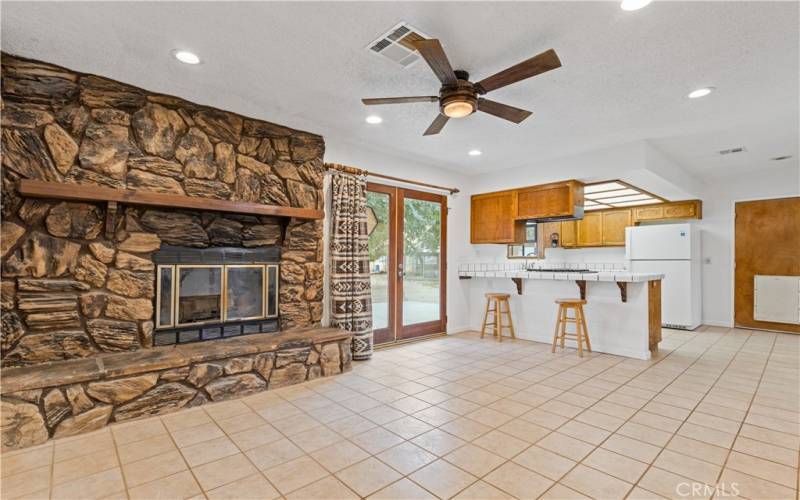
[1,327,352,450]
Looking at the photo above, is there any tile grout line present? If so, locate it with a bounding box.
[710,331,797,494]
[108,426,133,500]
[358,332,696,498]
[531,327,732,498]
[21,328,798,500]
[625,331,751,496]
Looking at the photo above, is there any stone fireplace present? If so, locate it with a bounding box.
[0,53,326,367]
[152,245,280,345]
[0,54,349,450]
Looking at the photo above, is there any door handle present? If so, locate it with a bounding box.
[398,263,404,278]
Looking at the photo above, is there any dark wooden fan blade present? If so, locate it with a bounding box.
[477,98,532,123]
[413,39,457,85]
[423,114,450,136]
[362,96,438,105]
[475,49,561,94]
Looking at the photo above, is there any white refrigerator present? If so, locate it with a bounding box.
[625,223,702,330]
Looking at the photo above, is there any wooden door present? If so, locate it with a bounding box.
[366,184,397,345]
[601,209,632,246]
[368,183,447,345]
[577,213,603,246]
[397,188,447,340]
[734,197,800,333]
[470,191,520,243]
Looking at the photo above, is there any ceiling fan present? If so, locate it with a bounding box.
[362,39,562,136]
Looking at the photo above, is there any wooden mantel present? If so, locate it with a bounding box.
[18,180,324,220]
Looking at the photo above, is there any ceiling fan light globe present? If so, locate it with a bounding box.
[443,101,475,118]
[620,0,652,11]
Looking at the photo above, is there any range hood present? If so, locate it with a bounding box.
[528,205,584,222]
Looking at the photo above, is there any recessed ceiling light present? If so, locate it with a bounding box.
[687,87,715,99]
[172,50,200,65]
[468,149,482,156]
[620,0,652,11]
[365,115,383,124]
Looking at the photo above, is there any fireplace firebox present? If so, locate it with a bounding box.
[153,246,280,346]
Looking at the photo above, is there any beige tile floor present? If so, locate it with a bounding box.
[2,326,799,500]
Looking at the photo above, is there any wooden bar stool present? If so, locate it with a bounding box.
[481,293,516,342]
[552,299,591,357]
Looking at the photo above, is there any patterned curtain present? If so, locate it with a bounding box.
[329,172,373,360]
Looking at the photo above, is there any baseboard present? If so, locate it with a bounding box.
[447,325,472,334]
[701,319,734,328]
[465,324,650,360]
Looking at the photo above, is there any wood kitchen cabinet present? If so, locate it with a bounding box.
[470,180,701,246]
[470,190,524,243]
[633,200,701,223]
[601,209,632,245]
[560,220,577,247]
[560,209,630,248]
[516,180,584,219]
[577,212,603,246]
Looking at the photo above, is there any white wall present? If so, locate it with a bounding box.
[324,137,473,333]
[455,140,798,329]
[326,133,799,334]
[695,163,800,326]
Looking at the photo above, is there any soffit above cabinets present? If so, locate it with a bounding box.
[583,180,667,211]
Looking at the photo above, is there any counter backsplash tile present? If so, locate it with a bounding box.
[457,261,627,273]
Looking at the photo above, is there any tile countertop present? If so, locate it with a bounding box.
[457,264,663,282]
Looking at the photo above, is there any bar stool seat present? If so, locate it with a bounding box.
[481,293,515,342]
[552,298,591,357]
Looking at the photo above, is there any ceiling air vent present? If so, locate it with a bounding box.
[366,22,431,68]
[718,147,747,156]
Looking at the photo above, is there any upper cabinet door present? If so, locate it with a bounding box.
[577,212,603,246]
[560,220,577,247]
[633,200,702,223]
[601,209,632,246]
[516,180,584,219]
[471,191,521,243]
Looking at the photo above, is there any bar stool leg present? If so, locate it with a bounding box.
[579,305,591,352]
[495,299,502,342]
[575,308,584,358]
[551,305,561,353]
[505,299,516,339]
[480,298,490,339]
[560,306,568,349]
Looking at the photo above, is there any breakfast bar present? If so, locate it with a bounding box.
[459,264,664,360]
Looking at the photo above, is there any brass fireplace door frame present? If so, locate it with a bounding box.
[156,263,279,329]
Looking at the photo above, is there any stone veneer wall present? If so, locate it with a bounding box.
[0,54,326,367]
[1,330,352,450]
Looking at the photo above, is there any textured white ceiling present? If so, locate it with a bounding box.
[2,1,798,178]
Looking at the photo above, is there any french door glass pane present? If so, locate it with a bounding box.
[367,191,389,330]
[403,197,441,326]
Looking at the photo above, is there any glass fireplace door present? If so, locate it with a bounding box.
[225,265,265,321]
[176,265,223,326]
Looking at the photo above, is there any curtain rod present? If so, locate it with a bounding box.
[325,163,460,195]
